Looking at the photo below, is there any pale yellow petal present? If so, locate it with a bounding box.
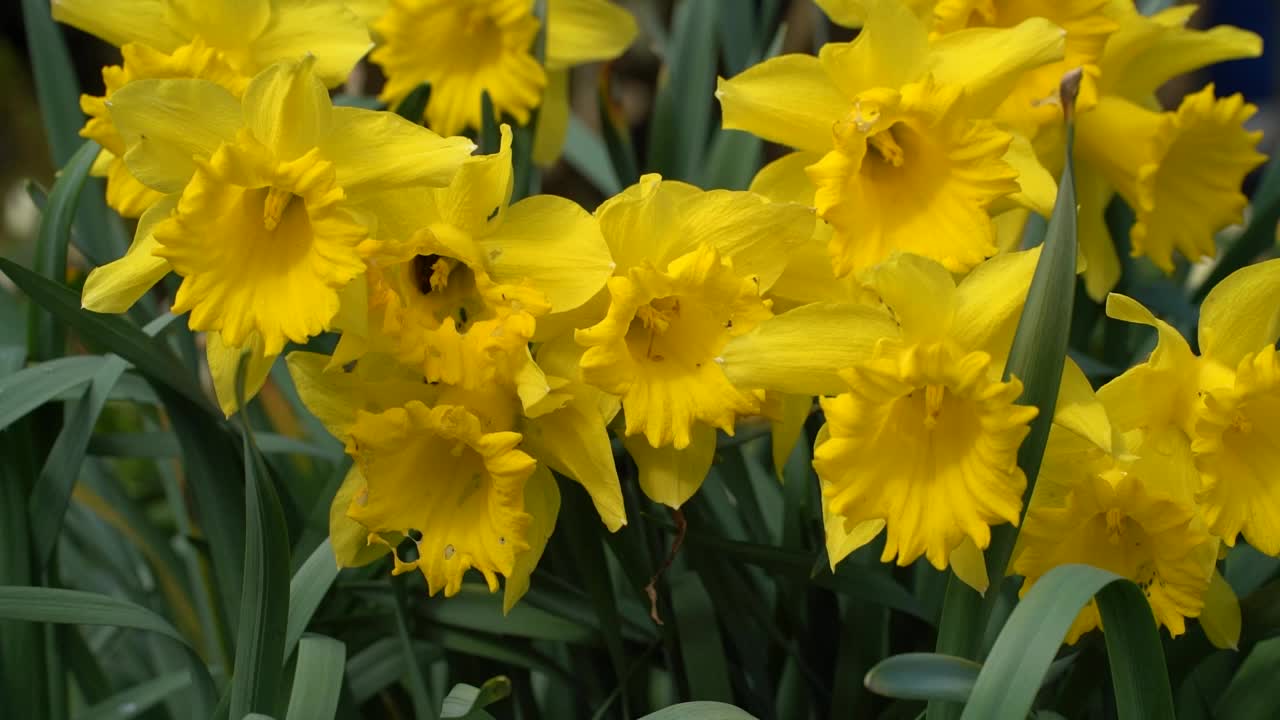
[109,79,241,193]
[545,0,637,70]
[678,189,815,292]
[927,19,1067,119]
[322,107,476,193]
[504,464,560,613]
[995,131,1056,216]
[1199,258,1280,370]
[1053,358,1114,455]
[1076,165,1121,302]
[771,393,812,480]
[1200,570,1240,650]
[625,423,716,509]
[81,195,178,313]
[868,253,956,345]
[951,246,1042,362]
[243,56,332,161]
[595,174,700,273]
[481,194,613,313]
[52,0,183,51]
[949,537,989,595]
[720,302,900,397]
[524,398,625,532]
[533,69,571,167]
[207,332,275,417]
[716,55,849,154]
[330,466,394,568]
[817,0,928,98]
[249,2,373,87]
[826,514,884,570]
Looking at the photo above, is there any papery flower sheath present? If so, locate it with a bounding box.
[81,57,474,413]
[55,0,372,217]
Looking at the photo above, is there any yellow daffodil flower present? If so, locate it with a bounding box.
[81,57,474,414]
[574,175,814,508]
[1016,425,1218,643]
[817,0,1118,146]
[288,343,624,607]
[1073,3,1264,299]
[719,249,1070,584]
[1101,259,1280,556]
[716,0,1062,278]
[55,0,372,217]
[369,0,636,162]
[332,126,614,399]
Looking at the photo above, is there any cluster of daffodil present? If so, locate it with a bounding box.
[60,0,1275,644]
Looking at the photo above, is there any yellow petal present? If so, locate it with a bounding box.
[1199,257,1280,370]
[428,125,514,239]
[927,19,1067,119]
[103,153,168,219]
[594,174,701,273]
[771,393,812,480]
[247,1,373,87]
[481,194,614,313]
[949,537,989,595]
[81,194,178,313]
[109,78,241,193]
[504,464,560,613]
[244,56,332,161]
[1200,570,1240,650]
[545,0,637,70]
[523,396,625,532]
[1075,164,1121,302]
[825,514,884,570]
[532,69,570,167]
[1053,358,1114,455]
[1101,6,1262,101]
[995,130,1056,217]
[322,107,477,193]
[716,54,849,154]
[813,0,873,27]
[1098,294,1199,433]
[207,332,275,417]
[677,189,815,292]
[720,302,900,397]
[817,0,928,98]
[52,0,183,51]
[625,423,716,509]
[165,0,269,51]
[867,253,957,345]
[285,351,432,439]
[330,466,394,568]
[950,245,1042,361]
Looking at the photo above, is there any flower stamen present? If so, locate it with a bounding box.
[262,187,295,231]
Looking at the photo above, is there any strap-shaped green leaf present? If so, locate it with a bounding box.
[960,564,1174,720]
[229,358,292,718]
[74,670,191,720]
[864,653,982,704]
[27,140,97,361]
[0,586,216,714]
[637,702,758,719]
[0,258,212,412]
[283,635,346,720]
[0,355,104,432]
[284,540,341,659]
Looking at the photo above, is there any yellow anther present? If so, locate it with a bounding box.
[262,187,294,231]
[1105,508,1126,543]
[429,257,455,292]
[868,128,905,167]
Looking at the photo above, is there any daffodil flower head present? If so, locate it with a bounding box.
[717,0,1064,278]
[347,126,612,393]
[720,249,1055,580]
[1100,259,1280,555]
[370,0,637,139]
[1072,4,1265,299]
[1016,427,1217,642]
[287,351,547,602]
[808,78,1021,276]
[348,400,534,597]
[574,176,813,508]
[56,0,373,217]
[83,56,475,411]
